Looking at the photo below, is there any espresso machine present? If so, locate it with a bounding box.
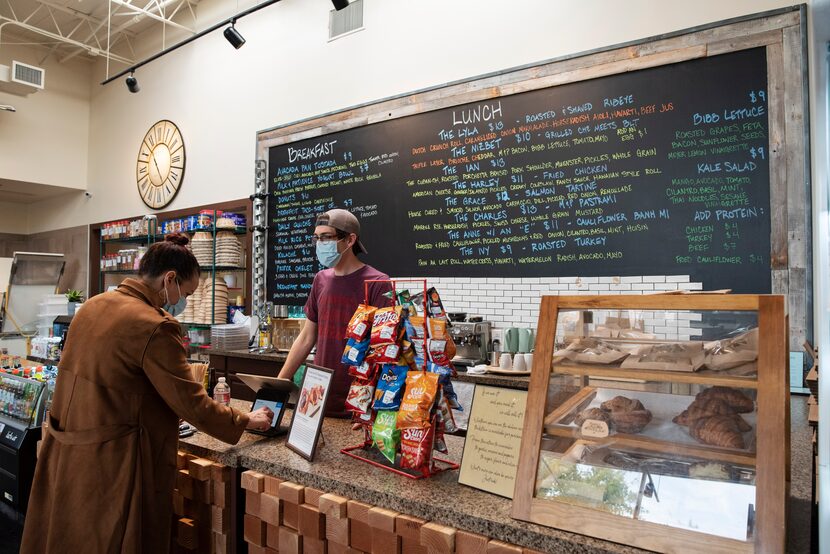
[450,321,491,367]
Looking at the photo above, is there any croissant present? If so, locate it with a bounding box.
[689,415,747,449]
[672,398,736,426]
[696,386,754,413]
[600,396,645,413]
[609,409,653,433]
[574,407,612,427]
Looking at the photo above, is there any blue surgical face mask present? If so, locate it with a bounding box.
[163,278,187,317]
[316,239,343,268]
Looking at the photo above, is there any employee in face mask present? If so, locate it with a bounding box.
[278,209,392,417]
[21,233,273,554]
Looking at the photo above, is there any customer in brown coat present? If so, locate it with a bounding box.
[20,233,273,554]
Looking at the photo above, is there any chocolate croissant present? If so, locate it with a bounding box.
[672,398,736,426]
[609,409,653,433]
[689,415,747,449]
[601,396,646,413]
[695,386,754,413]
[574,407,612,427]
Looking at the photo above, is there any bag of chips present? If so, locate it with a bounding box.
[342,337,370,366]
[397,371,439,429]
[399,424,435,470]
[370,306,403,346]
[348,360,379,381]
[369,343,400,365]
[438,396,458,433]
[427,339,452,367]
[427,362,461,410]
[426,287,447,320]
[345,378,375,414]
[345,304,377,341]
[372,410,400,464]
[373,364,408,410]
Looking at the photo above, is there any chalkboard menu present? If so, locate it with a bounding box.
[267,48,771,304]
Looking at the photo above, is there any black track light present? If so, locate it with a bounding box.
[331,0,349,10]
[223,22,246,49]
[125,72,140,93]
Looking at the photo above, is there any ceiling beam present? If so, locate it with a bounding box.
[110,0,194,33]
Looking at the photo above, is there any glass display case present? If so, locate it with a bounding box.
[512,295,787,554]
[0,372,48,513]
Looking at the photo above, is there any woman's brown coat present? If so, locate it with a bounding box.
[20,278,248,553]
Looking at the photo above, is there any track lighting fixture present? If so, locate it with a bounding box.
[125,72,140,93]
[223,21,246,49]
[332,0,349,10]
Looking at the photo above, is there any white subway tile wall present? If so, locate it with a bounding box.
[391,274,704,339]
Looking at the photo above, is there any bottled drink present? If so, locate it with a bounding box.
[213,377,231,406]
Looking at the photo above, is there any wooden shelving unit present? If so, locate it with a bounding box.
[88,199,253,321]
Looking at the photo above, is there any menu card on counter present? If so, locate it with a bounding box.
[458,385,528,498]
[286,364,334,461]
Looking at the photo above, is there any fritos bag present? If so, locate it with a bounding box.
[370,306,403,346]
[397,371,439,429]
[345,304,377,341]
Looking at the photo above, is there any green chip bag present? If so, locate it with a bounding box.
[372,410,400,464]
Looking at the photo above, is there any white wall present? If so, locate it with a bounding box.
[0,200,27,233]
[23,0,829,233]
[0,43,91,192]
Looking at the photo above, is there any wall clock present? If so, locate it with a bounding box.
[136,119,185,209]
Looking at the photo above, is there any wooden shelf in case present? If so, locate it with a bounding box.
[552,362,758,389]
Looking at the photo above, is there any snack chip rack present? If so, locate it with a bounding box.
[340,278,460,480]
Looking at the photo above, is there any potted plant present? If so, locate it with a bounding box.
[65,289,85,315]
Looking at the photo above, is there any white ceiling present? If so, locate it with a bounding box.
[0,0,205,65]
[0,177,82,203]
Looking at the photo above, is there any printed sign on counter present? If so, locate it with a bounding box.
[287,364,334,461]
[458,385,528,498]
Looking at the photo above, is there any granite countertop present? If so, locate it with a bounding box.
[180,398,813,553]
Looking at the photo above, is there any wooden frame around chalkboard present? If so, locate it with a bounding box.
[255,6,810,354]
[511,294,788,553]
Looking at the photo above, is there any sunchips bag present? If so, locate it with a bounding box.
[397,371,439,429]
[372,410,400,464]
[345,304,377,341]
[400,425,434,470]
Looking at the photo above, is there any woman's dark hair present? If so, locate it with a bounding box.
[138,233,200,280]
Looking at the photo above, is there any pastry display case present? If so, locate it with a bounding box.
[512,295,788,554]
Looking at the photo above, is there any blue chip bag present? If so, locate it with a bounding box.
[428,362,462,411]
[373,364,408,410]
[341,337,370,366]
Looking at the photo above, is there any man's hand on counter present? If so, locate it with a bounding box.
[246,406,274,432]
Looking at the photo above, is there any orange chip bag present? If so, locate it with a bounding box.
[396,371,439,429]
[427,317,448,340]
[346,304,377,341]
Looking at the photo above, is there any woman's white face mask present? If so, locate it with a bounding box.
[162,275,187,317]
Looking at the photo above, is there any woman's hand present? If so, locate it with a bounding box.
[246,406,274,432]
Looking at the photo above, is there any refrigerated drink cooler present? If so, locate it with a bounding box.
[0,372,48,514]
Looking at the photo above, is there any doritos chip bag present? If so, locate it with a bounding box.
[397,371,439,429]
[373,364,408,410]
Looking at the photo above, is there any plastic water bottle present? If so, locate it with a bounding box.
[213,377,231,406]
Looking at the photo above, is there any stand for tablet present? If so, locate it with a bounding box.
[237,373,298,437]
